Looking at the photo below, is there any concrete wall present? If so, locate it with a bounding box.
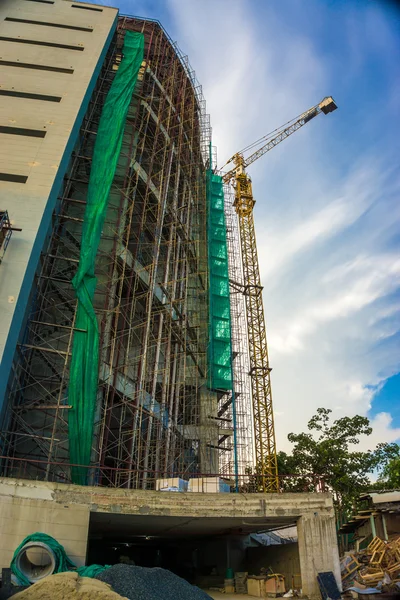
[197,536,244,576]
[246,543,301,590]
[298,512,341,599]
[0,479,90,569]
[0,0,117,407]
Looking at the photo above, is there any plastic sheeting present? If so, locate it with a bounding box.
[207,170,233,390]
[68,32,144,484]
[77,565,110,579]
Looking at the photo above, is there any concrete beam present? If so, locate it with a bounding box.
[50,484,335,520]
[0,477,336,520]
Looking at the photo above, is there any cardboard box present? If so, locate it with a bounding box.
[248,577,267,598]
[188,477,230,493]
[156,478,188,492]
[247,575,285,598]
[265,575,285,596]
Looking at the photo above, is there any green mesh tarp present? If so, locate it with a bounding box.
[207,170,233,390]
[68,32,144,485]
[77,564,110,578]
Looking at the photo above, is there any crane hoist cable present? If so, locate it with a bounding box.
[222,96,338,492]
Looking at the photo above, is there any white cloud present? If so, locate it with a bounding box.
[116,0,400,453]
[357,413,400,453]
[269,251,400,355]
[162,0,400,452]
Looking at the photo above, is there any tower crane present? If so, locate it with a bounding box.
[222,96,337,492]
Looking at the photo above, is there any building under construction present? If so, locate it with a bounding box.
[0,0,253,489]
[0,2,341,595]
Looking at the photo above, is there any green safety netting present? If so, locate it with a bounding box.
[68,31,144,484]
[207,170,233,390]
[77,564,110,578]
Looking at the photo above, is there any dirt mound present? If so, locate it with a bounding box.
[12,571,128,600]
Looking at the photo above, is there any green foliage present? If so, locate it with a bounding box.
[374,442,400,489]
[381,458,400,487]
[243,409,400,508]
[276,408,383,510]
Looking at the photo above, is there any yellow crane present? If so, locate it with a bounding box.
[222,97,338,492]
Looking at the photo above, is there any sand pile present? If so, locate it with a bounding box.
[12,571,128,600]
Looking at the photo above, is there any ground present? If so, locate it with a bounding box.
[207,592,249,600]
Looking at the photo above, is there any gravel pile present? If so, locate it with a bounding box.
[96,564,212,600]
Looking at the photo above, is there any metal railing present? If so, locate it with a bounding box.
[0,455,326,493]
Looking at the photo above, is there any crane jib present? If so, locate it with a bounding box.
[303,108,319,123]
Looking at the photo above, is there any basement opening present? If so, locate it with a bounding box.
[87,512,300,590]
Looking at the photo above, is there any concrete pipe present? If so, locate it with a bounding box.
[15,541,56,583]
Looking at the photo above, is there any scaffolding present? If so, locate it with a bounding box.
[0,16,254,489]
[224,183,254,475]
[0,211,19,263]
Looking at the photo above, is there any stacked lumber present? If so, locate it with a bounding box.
[235,572,248,594]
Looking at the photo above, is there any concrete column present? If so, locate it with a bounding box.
[370,515,377,538]
[297,511,341,599]
[382,514,388,541]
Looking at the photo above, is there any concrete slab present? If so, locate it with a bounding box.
[89,512,297,539]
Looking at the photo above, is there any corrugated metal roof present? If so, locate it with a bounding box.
[366,491,400,504]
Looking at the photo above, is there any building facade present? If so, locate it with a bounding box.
[0,0,253,488]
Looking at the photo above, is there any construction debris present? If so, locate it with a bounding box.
[235,571,248,594]
[341,536,400,595]
[96,564,212,600]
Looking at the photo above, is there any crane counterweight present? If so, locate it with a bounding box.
[319,96,338,114]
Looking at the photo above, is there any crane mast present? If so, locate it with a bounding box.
[223,97,337,493]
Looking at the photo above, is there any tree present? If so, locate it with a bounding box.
[278,408,377,511]
[244,409,400,505]
[374,442,400,489]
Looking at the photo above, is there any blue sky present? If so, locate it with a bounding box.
[87,0,400,451]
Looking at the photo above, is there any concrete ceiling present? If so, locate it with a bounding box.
[89,512,297,540]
